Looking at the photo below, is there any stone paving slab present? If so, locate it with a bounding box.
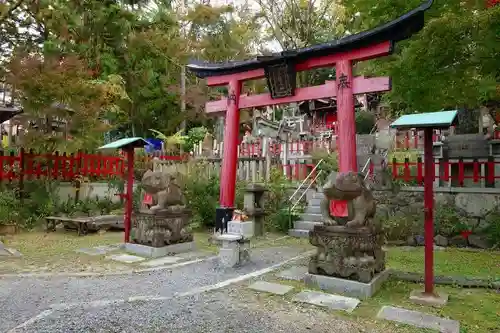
[276,266,308,281]
[293,290,360,313]
[76,248,110,256]
[106,254,146,264]
[76,244,123,256]
[139,256,183,267]
[94,244,123,252]
[248,281,294,295]
[377,306,460,333]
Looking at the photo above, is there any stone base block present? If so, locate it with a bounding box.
[125,242,195,258]
[304,269,390,300]
[215,234,251,268]
[409,290,449,307]
[227,221,254,238]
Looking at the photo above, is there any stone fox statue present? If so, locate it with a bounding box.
[141,170,185,211]
[321,171,376,228]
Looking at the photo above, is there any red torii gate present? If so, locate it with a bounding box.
[188,0,433,231]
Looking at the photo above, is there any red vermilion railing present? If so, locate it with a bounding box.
[0,149,183,182]
[367,157,499,187]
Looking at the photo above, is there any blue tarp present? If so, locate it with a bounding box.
[144,138,163,152]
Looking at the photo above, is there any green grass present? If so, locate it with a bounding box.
[258,274,500,333]
[0,230,126,274]
[356,280,500,333]
[386,246,500,280]
[247,246,500,333]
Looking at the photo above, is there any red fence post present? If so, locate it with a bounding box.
[473,159,479,184]
[8,151,14,181]
[458,158,464,187]
[124,148,135,243]
[404,157,410,182]
[19,148,25,202]
[487,156,495,187]
[392,157,398,180]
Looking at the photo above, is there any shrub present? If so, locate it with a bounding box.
[382,213,423,242]
[311,148,338,185]
[0,180,61,228]
[434,204,468,237]
[355,111,375,134]
[183,159,222,228]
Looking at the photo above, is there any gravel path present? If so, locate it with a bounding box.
[1,246,318,332]
[9,287,371,333]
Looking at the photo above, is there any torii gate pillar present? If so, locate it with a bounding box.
[336,60,357,173]
[216,80,241,228]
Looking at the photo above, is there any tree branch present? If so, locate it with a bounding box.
[0,0,26,25]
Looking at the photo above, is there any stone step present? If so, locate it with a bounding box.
[300,213,323,222]
[294,221,322,231]
[308,198,322,206]
[288,229,310,238]
[305,206,321,214]
[313,192,325,200]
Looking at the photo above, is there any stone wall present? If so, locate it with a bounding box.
[373,187,500,249]
[56,182,139,203]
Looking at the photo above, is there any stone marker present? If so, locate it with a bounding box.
[139,256,183,267]
[377,306,460,333]
[276,266,308,281]
[293,290,360,313]
[106,253,146,264]
[248,281,294,295]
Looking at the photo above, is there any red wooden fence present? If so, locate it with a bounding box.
[0,149,183,182]
[368,157,499,187]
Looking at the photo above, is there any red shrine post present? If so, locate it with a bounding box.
[99,138,149,243]
[390,110,458,306]
[187,1,433,232]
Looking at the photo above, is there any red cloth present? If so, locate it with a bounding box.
[143,193,153,205]
[329,200,348,217]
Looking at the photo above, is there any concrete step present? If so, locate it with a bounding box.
[305,206,321,214]
[300,213,323,222]
[313,192,325,200]
[294,221,322,231]
[288,229,310,238]
[309,198,322,206]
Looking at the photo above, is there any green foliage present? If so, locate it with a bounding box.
[481,212,500,247]
[434,204,468,237]
[183,161,221,228]
[0,180,60,228]
[382,213,423,242]
[342,1,500,115]
[183,126,208,153]
[311,149,338,185]
[355,111,375,134]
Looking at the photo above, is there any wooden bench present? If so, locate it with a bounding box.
[45,215,123,236]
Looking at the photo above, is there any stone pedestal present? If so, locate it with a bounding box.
[243,184,267,236]
[305,270,389,300]
[215,234,251,267]
[131,207,192,247]
[308,225,386,297]
[227,220,254,238]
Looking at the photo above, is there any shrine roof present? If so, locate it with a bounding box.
[187,0,433,78]
[390,110,458,130]
[98,137,150,150]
